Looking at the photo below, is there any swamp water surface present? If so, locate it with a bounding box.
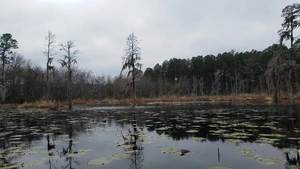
[1,104,300,169]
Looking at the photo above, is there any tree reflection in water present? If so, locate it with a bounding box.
[46,134,55,169]
[120,111,145,169]
[62,127,77,169]
[285,148,300,168]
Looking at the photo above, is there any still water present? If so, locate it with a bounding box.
[1,104,300,169]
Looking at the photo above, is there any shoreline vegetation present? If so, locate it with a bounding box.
[1,4,300,109]
[1,94,300,112]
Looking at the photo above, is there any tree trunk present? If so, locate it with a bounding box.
[289,21,295,103]
[132,68,136,105]
[46,62,50,100]
[68,66,72,110]
[1,55,6,103]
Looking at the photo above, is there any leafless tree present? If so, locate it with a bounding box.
[121,33,142,105]
[43,31,56,100]
[59,41,78,110]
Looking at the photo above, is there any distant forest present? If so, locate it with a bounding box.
[1,3,300,104]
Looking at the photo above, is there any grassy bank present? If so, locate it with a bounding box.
[2,94,299,111]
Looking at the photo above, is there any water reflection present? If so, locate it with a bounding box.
[0,105,300,169]
[285,149,300,165]
[129,112,144,169]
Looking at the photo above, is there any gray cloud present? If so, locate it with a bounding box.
[0,0,298,76]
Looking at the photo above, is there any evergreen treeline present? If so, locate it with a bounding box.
[142,44,299,97]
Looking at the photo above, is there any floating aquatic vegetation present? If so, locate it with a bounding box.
[145,124,154,127]
[156,127,170,131]
[223,132,252,139]
[176,125,186,129]
[239,148,282,166]
[186,130,198,133]
[117,143,135,149]
[88,157,113,166]
[288,165,300,169]
[256,137,280,145]
[288,137,300,141]
[160,147,190,156]
[208,165,233,169]
[22,160,44,168]
[225,139,242,144]
[255,156,281,166]
[281,148,298,154]
[0,132,13,137]
[192,136,206,142]
[208,124,219,128]
[160,147,178,154]
[259,133,285,138]
[293,129,300,133]
[211,129,227,134]
[192,120,204,123]
[66,149,92,158]
[0,159,44,169]
[240,148,254,158]
[88,152,130,166]
[111,152,131,159]
[0,163,20,169]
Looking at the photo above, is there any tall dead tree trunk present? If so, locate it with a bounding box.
[59,41,78,110]
[44,31,55,101]
[121,33,142,106]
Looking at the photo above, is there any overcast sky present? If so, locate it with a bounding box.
[0,0,298,76]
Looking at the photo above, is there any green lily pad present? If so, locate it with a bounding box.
[22,160,44,168]
[160,147,178,154]
[111,152,131,160]
[225,139,242,144]
[88,152,131,166]
[186,130,198,133]
[88,157,113,166]
[66,149,92,157]
[208,165,233,169]
[240,148,254,158]
[0,163,20,169]
[192,136,206,142]
[160,147,190,156]
[255,156,281,166]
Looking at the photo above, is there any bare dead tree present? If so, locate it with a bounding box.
[121,33,142,105]
[43,31,56,101]
[59,41,78,110]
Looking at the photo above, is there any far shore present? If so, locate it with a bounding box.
[1,94,300,112]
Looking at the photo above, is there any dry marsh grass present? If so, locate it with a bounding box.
[5,93,299,111]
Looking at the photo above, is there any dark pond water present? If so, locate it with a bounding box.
[1,104,300,169]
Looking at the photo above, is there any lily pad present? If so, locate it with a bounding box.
[88,157,113,166]
[22,160,44,168]
[208,165,233,169]
[0,163,20,169]
[192,136,206,142]
[240,148,254,158]
[255,156,281,166]
[88,152,130,166]
[160,147,190,156]
[186,130,198,133]
[160,147,178,154]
